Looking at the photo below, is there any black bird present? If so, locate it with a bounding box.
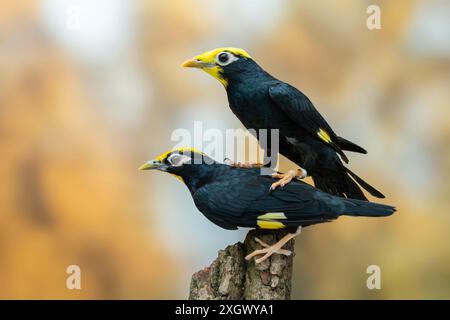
[182,48,384,200]
[140,148,395,263]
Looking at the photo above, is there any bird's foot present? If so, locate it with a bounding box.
[270,168,307,190]
[245,237,292,264]
[245,228,302,264]
[224,158,263,168]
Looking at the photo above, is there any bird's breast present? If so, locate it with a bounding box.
[228,88,285,130]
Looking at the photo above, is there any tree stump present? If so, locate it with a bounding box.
[189,229,295,300]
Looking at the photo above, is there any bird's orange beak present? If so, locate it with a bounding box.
[181,52,227,86]
[181,58,202,68]
[138,160,163,170]
[181,58,215,69]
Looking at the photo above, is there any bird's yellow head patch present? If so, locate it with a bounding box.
[139,147,205,169]
[139,147,206,183]
[154,147,204,163]
[182,48,252,87]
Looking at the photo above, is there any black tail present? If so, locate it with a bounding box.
[312,165,385,201]
[337,136,367,154]
[341,198,396,217]
[345,167,385,198]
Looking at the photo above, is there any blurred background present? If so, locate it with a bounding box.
[1,0,449,299]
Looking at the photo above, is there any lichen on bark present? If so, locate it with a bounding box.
[189,229,294,300]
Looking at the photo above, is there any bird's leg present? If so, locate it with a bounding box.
[223,158,263,168]
[254,238,292,256]
[270,168,307,190]
[245,227,302,264]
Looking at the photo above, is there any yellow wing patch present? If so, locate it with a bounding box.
[257,220,285,229]
[258,212,287,220]
[317,128,332,143]
[257,212,286,229]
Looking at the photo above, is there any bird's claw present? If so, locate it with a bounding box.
[254,238,292,256]
[225,159,263,168]
[245,237,292,264]
[270,168,307,191]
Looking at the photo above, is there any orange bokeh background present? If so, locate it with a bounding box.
[1,0,449,298]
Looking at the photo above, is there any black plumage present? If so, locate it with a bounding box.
[140,149,395,231]
[183,49,385,200]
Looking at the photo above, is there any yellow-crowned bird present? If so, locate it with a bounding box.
[140,148,395,263]
[182,48,384,200]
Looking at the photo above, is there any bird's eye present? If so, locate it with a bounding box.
[218,52,229,63]
[216,52,238,66]
[167,153,191,167]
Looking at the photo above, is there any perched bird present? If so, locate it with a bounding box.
[140,148,395,263]
[182,48,384,200]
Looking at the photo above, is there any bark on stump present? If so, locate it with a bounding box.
[189,229,294,300]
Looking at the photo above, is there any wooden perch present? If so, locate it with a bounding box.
[189,229,295,300]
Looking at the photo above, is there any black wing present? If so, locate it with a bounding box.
[192,170,338,230]
[268,82,349,163]
[192,173,267,229]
